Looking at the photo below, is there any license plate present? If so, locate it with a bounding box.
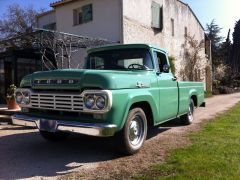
[39,119,57,132]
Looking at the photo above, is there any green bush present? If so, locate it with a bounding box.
[168,56,176,75]
[204,91,213,98]
[6,84,17,100]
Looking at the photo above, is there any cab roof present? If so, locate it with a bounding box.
[87,44,167,54]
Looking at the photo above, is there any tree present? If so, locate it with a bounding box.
[231,19,240,73]
[0,4,40,39]
[205,19,224,66]
[219,29,232,64]
[180,35,204,81]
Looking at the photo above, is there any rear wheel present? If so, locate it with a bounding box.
[117,108,148,155]
[40,131,70,142]
[180,99,195,125]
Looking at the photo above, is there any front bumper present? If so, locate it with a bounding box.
[11,114,117,137]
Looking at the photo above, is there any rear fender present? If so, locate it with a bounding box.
[189,89,198,105]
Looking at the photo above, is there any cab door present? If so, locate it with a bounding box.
[153,51,178,122]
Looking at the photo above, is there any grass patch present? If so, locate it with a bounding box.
[204,91,213,98]
[137,103,240,179]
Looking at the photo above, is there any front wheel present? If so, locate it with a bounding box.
[180,99,195,125]
[117,108,148,155]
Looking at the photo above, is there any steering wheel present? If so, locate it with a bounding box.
[95,65,104,69]
[128,64,149,70]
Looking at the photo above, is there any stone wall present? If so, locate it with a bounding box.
[123,0,210,89]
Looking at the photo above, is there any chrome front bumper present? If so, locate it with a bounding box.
[11,114,117,137]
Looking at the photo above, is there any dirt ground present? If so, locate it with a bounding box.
[1,93,240,179]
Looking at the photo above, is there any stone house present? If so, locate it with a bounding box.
[37,0,212,90]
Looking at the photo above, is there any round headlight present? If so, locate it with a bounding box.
[96,96,106,110]
[23,91,30,104]
[84,95,95,109]
[16,92,23,104]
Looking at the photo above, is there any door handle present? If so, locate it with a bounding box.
[172,76,177,81]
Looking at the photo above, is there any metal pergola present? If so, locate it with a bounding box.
[0,28,116,70]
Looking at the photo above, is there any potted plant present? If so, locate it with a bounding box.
[6,84,19,110]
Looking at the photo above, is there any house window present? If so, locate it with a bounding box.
[43,23,56,30]
[151,1,163,30]
[171,18,174,36]
[184,27,187,37]
[73,4,93,26]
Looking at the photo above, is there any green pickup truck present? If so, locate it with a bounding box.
[12,44,205,154]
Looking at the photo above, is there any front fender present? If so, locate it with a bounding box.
[110,89,159,130]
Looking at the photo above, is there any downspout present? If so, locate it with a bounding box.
[120,0,124,44]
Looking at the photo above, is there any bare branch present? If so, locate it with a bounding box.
[179,34,205,81]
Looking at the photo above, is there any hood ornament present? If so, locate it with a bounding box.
[136,82,145,88]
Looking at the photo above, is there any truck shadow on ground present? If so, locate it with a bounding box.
[0,120,181,179]
[147,118,183,139]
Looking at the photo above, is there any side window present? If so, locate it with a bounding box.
[184,26,188,37]
[171,18,174,36]
[154,51,168,73]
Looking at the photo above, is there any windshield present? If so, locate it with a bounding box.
[86,48,154,70]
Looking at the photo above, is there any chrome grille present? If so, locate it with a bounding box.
[30,92,83,112]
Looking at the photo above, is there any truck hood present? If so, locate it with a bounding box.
[20,69,153,90]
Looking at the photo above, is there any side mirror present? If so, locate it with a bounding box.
[163,64,170,73]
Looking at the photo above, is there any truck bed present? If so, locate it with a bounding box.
[178,81,205,116]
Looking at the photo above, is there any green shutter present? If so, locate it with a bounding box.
[152,2,163,30]
[82,4,93,23]
[152,2,160,28]
[160,5,163,30]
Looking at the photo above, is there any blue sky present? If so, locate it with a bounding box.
[0,0,239,40]
[183,0,240,40]
[0,0,53,11]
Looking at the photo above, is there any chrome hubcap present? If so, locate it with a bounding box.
[188,103,194,121]
[129,116,143,146]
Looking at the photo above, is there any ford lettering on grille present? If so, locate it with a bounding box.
[34,79,79,85]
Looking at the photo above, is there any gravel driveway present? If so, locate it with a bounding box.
[1,93,240,179]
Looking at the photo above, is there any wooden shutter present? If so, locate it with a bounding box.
[152,2,163,30]
[82,4,93,23]
[152,2,160,28]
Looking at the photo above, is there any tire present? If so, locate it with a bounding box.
[117,108,148,155]
[180,99,195,125]
[40,131,70,142]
